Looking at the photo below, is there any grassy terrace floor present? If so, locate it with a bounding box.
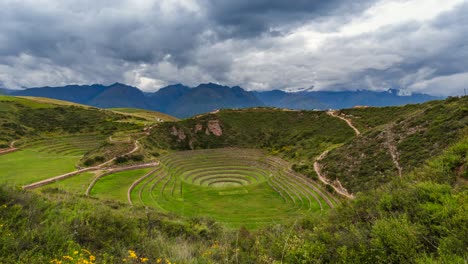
[0,148,79,186]
[0,135,106,186]
[127,148,336,228]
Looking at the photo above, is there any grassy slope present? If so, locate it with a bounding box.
[15,96,92,108]
[320,97,468,193]
[0,95,142,147]
[336,103,424,132]
[109,107,178,122]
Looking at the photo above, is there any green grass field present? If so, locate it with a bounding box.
[85,148,335,228]
[0,135,107,186]
[39,172,97,194]
[0,149,79,186]
[90,168,153,203]
[81,148,336,228]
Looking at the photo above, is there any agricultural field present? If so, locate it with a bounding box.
[83,148,338,228]
[0,134,106,185]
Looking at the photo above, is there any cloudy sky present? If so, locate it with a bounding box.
[0,0,467,96]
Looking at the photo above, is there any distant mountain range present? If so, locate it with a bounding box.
[7,82,441,118]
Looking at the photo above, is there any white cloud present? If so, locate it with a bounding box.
[408,72,468,96]
[338,0,465,36]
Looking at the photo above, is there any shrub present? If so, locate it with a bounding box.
[115,156,128,164]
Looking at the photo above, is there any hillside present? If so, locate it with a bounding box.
[109,108,179,122]
[145,108,355,162]
[144,97,468,194]
[0,96,142,147]
[319,96,468,193]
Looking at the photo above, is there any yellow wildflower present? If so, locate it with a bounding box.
[140,257,149,263]
[73,251,79,255]
[128,250,138,259]
[62,255,73,261]
[157,258,162,263]
[89,255,96,261]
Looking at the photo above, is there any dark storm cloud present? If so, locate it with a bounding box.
[2,1,215,68]
[204,0,375,38]
[0,0,466,95]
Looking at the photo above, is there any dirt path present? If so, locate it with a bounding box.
[327,111,361,136]
[96,138,142,168]
[312,111,361,199]
[314,150,355,199]
[384,127,403,178]
[0,140,18,155]
[22,166,100,190]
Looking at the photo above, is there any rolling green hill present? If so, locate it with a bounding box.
[0,95,142,147]
[0,95,466,263]
[319,96,468,193]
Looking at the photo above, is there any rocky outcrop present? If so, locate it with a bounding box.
[195,123,203,133]
[171,126,186,141]
[205,120,223,136]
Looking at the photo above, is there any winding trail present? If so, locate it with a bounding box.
[314,150,355,199]
[327,111,361,135]
[384,127,403,178]
[312,111,360,199]
[0,140,18,155]
[96,138,142,167]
